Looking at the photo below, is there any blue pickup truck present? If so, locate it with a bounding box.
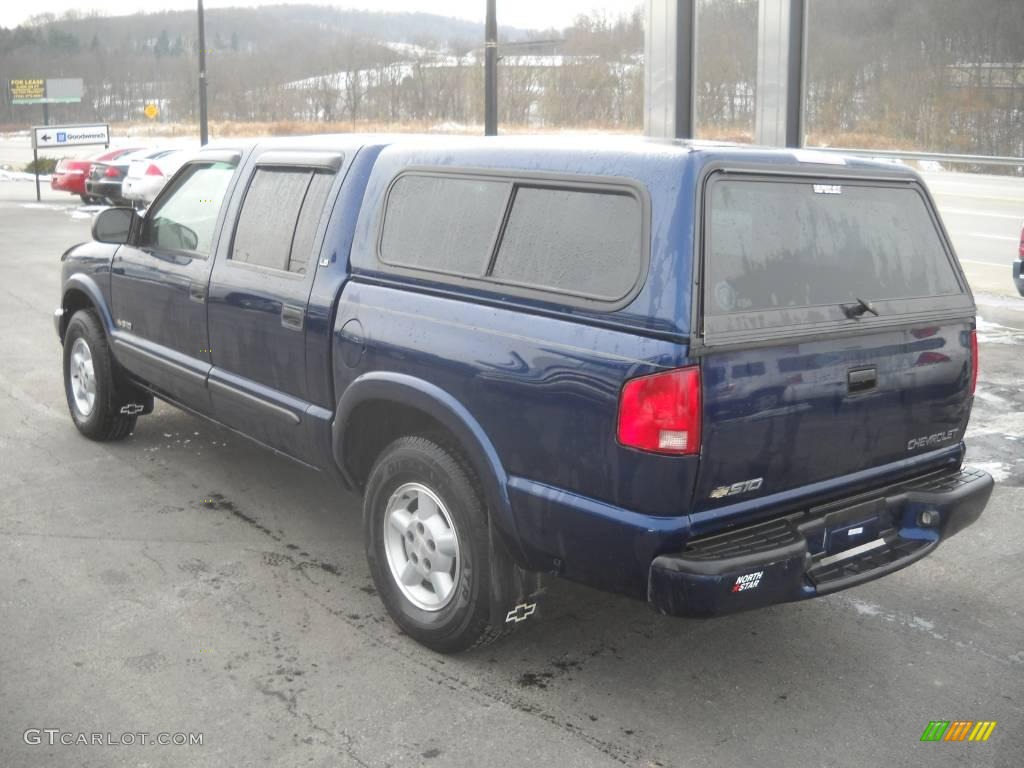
[56,135,993,652]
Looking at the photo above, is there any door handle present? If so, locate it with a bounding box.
[281,304,304,331]
[189,281,207,304]
[847,367,877,394]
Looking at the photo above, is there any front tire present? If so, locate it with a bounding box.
[364,436,507,653]
[62,309,137,441]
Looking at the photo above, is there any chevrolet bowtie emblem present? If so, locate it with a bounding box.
[505,602,537,624]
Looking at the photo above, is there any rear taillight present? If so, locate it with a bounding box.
[104,166,120,178]
[1018,225,1023,259]
[969,329,978,396]
[145,164,164,177]
[617,366,701,455]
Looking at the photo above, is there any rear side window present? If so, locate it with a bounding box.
[706,179,961,316]
[231,167,333,274]
[380,175,510,276]
[288,172,334,273]
[379,172,646,307]
[491,187,642,301]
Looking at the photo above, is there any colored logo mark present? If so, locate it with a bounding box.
[921,720,997,742]
[56,132,67,143]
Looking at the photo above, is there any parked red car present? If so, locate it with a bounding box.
[51,147,142,203]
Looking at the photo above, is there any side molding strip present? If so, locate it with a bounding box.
[112,338,207,384]
[208,378,302,425]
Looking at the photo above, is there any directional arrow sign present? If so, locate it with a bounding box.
[32,123,109,149]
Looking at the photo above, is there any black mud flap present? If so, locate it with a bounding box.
[488,524,545,628]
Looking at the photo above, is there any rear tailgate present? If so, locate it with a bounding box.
[693,168,976,522]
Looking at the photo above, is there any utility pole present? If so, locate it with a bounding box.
[197,0,209,146]
[484,0,497,136]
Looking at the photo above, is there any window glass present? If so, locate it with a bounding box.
[491,187,642,301]
[380,175,510,276]
[706,180,961,317]
[145,161,235,255]
[288,172,334,274]
[232,168,311,271]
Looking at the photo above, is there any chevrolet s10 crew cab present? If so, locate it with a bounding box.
[55,135,993,652]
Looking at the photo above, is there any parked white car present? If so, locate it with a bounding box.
[121,148,194,205]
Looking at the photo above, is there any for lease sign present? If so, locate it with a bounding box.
[32,124,110,149]
[10,79,45,103]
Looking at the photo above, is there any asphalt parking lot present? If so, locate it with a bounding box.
[1,180,1022,768]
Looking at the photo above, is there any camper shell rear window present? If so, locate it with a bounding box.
[699,170,973,349]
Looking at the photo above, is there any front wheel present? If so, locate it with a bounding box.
[364,436,509,653]
[62,309,138,441]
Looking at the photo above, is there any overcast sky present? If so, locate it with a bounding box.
[1,0,642,31]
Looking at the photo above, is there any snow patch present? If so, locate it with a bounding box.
[967,460,1012,483]
[20,202,72,211]
[0,169,52,182]
[848,598,881,617]
[976,317,1024,345]
[973,388,1010,406]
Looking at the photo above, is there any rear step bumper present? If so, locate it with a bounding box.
[648,467,993,617]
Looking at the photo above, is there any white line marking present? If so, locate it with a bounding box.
[940,208,1022,221]
[958,258,1011,267]
[949,231,1018,242]
[932,191,1024,204]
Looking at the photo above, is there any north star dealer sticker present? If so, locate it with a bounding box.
[732,571,763,592]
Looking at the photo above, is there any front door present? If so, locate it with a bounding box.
[109,156,240,410]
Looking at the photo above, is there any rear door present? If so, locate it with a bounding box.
[694,170,976,517]
[206,150,341,462]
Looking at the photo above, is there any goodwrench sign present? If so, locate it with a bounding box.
[32,124,110,149]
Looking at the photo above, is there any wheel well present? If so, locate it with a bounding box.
[343,400,459,491]
[60,289,96,340]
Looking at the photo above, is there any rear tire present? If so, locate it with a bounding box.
[364,436,508,653]
[62,309,138,441]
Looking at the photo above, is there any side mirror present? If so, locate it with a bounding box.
[92,207,138,245]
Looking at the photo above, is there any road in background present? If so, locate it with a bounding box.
[919,170,1022,299]
[924,171,1023,266]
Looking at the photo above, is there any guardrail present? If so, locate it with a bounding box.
[812,147,1024,169]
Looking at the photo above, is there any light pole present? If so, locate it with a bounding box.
[197,0,209,145]
[484,0,497,136]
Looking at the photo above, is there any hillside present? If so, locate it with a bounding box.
[6,5,534,51]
